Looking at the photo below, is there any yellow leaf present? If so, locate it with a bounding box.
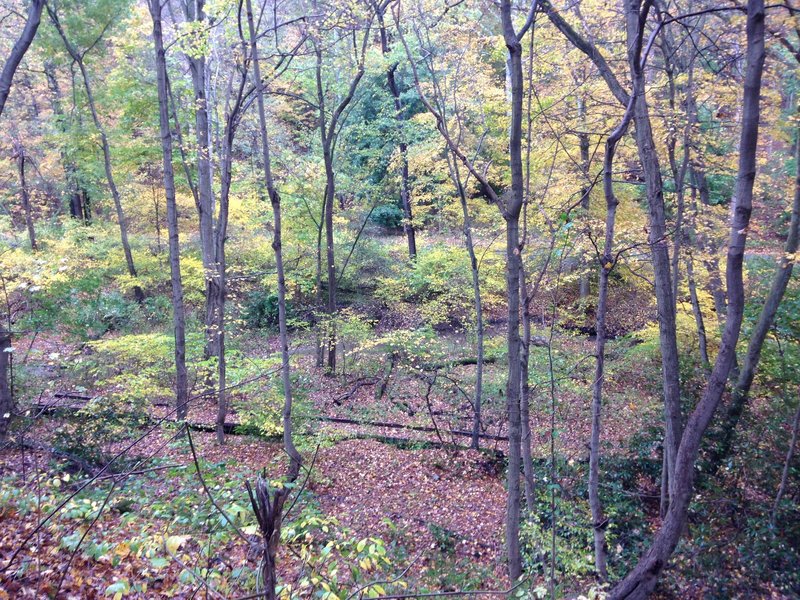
[166,535,190,555]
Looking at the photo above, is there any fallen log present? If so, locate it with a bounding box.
[313,415,508,441]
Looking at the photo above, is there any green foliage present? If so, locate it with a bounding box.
[280,505,406,599]
[242,290,284,329]
[370,204,405,229]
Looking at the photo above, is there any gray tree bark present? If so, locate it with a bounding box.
[181,0,219,363]
[609,2,765,596]
[246,0,302,476]
[311,17,372,375]
[447,152,484,451]
[624,0,682,508]
[149,0,189,422]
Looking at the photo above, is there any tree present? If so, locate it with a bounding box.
[245,0,302,475]
[47,1,143,302]
[376,0,417,261]
[0,0,44,119]
[11,138,36,250]
[309,1,375,374]
[607,1,766,595]
[148,0,188,422]
[395,0,536,578]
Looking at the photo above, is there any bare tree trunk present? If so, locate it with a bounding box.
[578,94,591,300]
[587,79,638,583]
[394,0,531,578]
[0,329,11,441]
[624,0,682,508]
[312,22,371,375]
[43,60,87,223]
[447,152,483,451]
[315,202,325,368]
[0,0,44,119]
[246,0,302,473]
[542,0,682,505]
[13,143,36,251]
[213,125,235,444]
[710,110,800,471]
[609,2,764,596]
[377,5,416,260]
[323,149,337,374]
[182,0,218,363]
[149,0,188,421]
[500,0,527,579]
[519,263,535,514]
[686,253,710,366]
[48,5,143,302]
[772,386,800,525]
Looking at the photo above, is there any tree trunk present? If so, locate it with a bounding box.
[609,2,764,596]
[213,124,235,444]
[48,5,143,302]
[0,330,11,441]
[587,80,638,582]
[149,0,189,422]
[377,6,417,260]
[519,263,535,514]
[625,0,682,505]
[246,0,302,474]
[500,0,526,580]
[578,94,591,300]
[323,149,337,374]
[43,60,87,223]
[448,152,484,452]
[686,253,710,367]
[14,144,36,251]
[182,0,218,363]
[709,108,800,471]
[315,200,325,368]
[0,0,44,119]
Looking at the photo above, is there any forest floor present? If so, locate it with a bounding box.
[0,328,666,599]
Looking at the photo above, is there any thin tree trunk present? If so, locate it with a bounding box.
[377,5,416,260]
[447,152,483,451]
[772,386,800,525]
[0,330,11,441]
[246,0,302,475]
[0,0,44,119]
[43,60,87,223]
[686,253,710,366]
[394,0,530,579]
[14,144,36,251]
[587,81,638,583]
[500,0,527,579]
[578,95,591,300]
[609,2,764,596]
[323,149,337,374]
[312,23,371,374]
[625,0,682,506]
[519,263,535,514]
[47,5,143,302]
[315,200,325,368]
[182,0,218,363]
[149,0,188,422]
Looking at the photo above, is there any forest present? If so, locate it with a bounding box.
[0,0,798,597]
